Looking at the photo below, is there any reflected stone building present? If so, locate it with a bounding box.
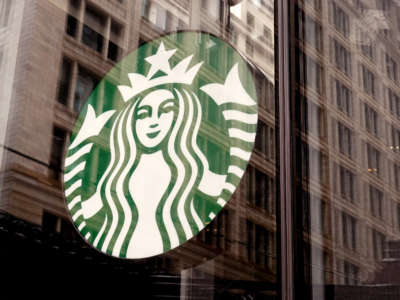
[0,0,25,181]
[294,0,400,294]
[3,0,400,299]
[0,0,277,298]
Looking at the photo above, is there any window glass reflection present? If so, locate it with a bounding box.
[295,0,400,298]
[0,0,276,297]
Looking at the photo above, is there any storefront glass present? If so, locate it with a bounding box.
[0,0,277,298]
[292,0,400,299]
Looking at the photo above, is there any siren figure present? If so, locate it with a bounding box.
[63,36,258,260]
[78,42,226,258]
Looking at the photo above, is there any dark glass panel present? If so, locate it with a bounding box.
[293,1,400,299]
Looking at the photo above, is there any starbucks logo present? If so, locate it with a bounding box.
[64,32,258,259]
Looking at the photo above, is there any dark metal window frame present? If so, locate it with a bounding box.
[277,1,294,300]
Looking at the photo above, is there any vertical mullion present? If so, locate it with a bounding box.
[278,0,294,300]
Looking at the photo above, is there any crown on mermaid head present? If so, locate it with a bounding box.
[117,42,203,102]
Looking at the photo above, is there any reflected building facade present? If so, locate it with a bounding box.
[0,0,277,298]
[294,0,400,297]
[0,0,24,181]
[3,0,400,299]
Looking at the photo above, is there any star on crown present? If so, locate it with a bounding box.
[118,42,203,102]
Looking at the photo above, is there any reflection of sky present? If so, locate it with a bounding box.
[229,0,274,82]
[230,3,241,19]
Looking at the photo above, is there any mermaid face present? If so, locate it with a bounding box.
[134,89,176,149]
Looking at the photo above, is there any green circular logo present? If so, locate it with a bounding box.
[64,31,258,259]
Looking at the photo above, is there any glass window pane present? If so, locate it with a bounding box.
[293,1,400,299]
[0,0,277,297]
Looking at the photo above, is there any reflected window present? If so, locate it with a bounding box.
[339,165,355,202]
[82,5,106,53]
[141,0,150,18]
[66,0,80,36]
[371,228,385,260]
[201,0,222,21]
[255,71,274,111]
[57,58,72,105]
[247,166,275,215]
[297,95,325,137]
[302,142,328,185]
[386,53,398,82]
[334,79,352,116]
[391,125,400,152]
[369,185,383,219]
[246,38,254,56]
[247,220,275,271]
[304,14,322,51]
[298,51,324,94]
[155,5,167,30]
[74,66,100,113]
[197,139,229,173]
[364,103,378,137]
[331,2,349,37]
[49,127,67,180]
[343,261,359,285]
[296,7,323,52]
[66,14,78,37]
[69,0,80,12]
[82,25,104,53]
[263,25,272,43]
[337,121,352,158]
[265,79,275,112]
[142,1,187,34]
[342,211,357,251]
[247,12,255,28]
[56,58,100,112]
[302,190,311,232]
[397,204,400,231]
[366,143,381,176]
[66,0,123,60]
[108,21,123,62]
[393,163,400,191]
[332,38,351,76]
[108,41,119,62]
[388,88,400,119]
[307,195,329,236]
[255,121,275,161]
[360,31,375,61]
[208,42,220,72]
[361,65,376,98]
[197,210,231,251]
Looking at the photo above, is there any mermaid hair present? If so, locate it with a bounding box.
[93,84,208,258]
